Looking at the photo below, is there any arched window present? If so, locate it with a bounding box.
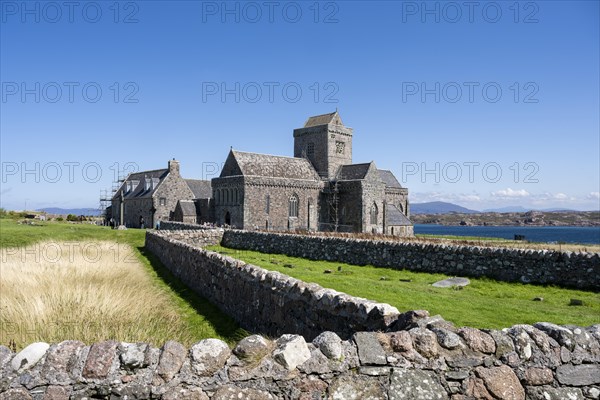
[215,190,220,204]
[370,203,378,225]
[224,189,229,205]
[229,189,234,205]
[234,188,238,204]
[289,194,299,218]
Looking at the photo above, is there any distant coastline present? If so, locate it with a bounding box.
[411,210,600,227]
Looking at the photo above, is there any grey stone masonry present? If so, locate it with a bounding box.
[2,320,599,399]
[220,230,600,290]
[159,221,217,231]
[145,230,400,340]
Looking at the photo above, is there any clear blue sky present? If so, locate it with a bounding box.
[1,0,599,211]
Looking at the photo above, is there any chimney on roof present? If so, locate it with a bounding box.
[168,159,180,177]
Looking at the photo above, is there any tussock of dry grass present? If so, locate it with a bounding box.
[1,241,197,350]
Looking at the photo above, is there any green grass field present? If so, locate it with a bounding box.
[0,218,246,350]
[207,245,600,329]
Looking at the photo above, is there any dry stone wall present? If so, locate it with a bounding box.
[158,221,216,231]
[3,228,598,398]
[221,230,600,290]
[145,230,400,340]
[2,315,599,399]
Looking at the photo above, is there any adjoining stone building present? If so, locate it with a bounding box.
[172,180,213,224]
[111,159,211,228]
[212,150,323,231]
[210,111,413,236]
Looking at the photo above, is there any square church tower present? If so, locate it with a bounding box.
[293,111,353,180]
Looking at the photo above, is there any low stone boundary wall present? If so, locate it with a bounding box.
[145,230,400,340]
[221,230,600,290]
[158,221,215,231]
[156,229,224,247]
[2,315,599,399]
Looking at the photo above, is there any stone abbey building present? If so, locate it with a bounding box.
[110,159,212,229]
[112,112,413,236]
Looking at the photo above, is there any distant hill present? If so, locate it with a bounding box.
[483,206,530,213]
[411,201,480,215]
[483,206,579,213]
[37,207,101,216]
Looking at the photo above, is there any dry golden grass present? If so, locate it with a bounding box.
[0,241,199,350]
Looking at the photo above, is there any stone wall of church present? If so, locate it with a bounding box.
[385,188,409,215]
[334,182,363,232]
[361,180,387,234]
[386,225,415,237]
[212,177,244,228]
[242,177,322,232]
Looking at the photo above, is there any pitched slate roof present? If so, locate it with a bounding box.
[303,111,343,128]
[186,179,212,199]
[114,169,168,200]
[177,200,198,216]
[221,150,320,180]
[378,170,404,189]
[386,204,412,226]
[337,163,372,180]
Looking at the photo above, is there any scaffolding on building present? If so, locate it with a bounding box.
[98,171,127,220]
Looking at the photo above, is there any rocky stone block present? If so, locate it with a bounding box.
[432,327,463,349]
[42,340,85,385]
[556,364,600,386]
[190,339,231,376]
[474,365,525,400]
[410,328,439,359]
[535,322,576,351]
[157,340,187,381]
[526,386,584,400]
[389,368,448,400]
[524,367,554,386]
[328,374,387,400]
[389,331,413,353]
[457,327,495,354]
[353,332,387,365]
[233,335,270,360]
[0,388,32,400]
[119,342,148,371]
[313,331,343,360]
[82,341,118,380]
[272,334,311,370]
[11,342,49,373]
[212,386,275,400]
[43,385,71,400]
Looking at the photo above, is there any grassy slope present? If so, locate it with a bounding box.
[208,245,600,329]
[0,219,247,348]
